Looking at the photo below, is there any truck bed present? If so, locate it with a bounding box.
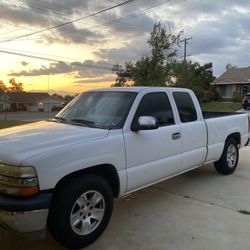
[202,111,241,119]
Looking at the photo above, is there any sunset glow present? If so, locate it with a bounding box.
[1,1,250,95]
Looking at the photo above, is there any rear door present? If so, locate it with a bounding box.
[123,91,182,192]
[172,91,207,171]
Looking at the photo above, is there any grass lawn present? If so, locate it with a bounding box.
[0,120,31,130]
[201,102,242,112]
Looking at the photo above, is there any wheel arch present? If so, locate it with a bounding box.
[226,132,241,146]
[53,164,120,198]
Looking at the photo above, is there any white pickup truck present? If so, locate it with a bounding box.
[0,87,249,249]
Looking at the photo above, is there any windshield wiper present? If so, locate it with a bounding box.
[70,118,95,127]
[52,116,67,122]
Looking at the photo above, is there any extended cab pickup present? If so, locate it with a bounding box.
[0,87,249,249]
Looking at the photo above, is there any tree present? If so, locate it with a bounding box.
[0,80,8,92]
[64,94,77,104]
[113,22,216,101]
[112,63,133,87]
[171,61,216,100]
[8,78,23,92]
[113,22,183,87]
[147,22,182,66]
[52,93,64,100]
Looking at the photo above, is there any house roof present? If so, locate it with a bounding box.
[212,67,250,85]
[40,95,65,103]
[7,92,49,103]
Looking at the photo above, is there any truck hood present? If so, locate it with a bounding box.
[0,121,109,165]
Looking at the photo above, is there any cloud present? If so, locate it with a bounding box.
[0,2,48,27]
[3,0,250,78]
[20,61,29,66]
[52,23,106,44]
[9,61,72,76]
[94,35,151,64]
[0,1,160,45]
[9,60,114,78]
[73,74,115,85]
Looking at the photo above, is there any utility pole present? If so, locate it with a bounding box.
[4,90,7,121]
[47,74,50,119]
[181,37,192,62]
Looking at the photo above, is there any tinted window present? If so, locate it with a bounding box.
[173,92,197,123]
[132,92,174,127]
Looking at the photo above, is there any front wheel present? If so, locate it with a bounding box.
[47,175,113,249]
[214,137,239,175]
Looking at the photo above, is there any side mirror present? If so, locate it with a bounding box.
[131,116,159,131]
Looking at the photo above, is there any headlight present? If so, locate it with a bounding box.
[0,164,39,197]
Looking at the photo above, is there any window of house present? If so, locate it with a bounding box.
[173,92,197,123]
[221,85,232,98]
[132,92,175,127]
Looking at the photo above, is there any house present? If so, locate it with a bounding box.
[211,67,250,99]
[37,95,65,112]
[0,91,10,111]
[7,92,64,112]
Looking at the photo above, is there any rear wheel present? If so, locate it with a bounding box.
[214,137,239,175]
[48,175,113,249]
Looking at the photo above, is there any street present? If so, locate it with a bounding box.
[0,111,58,121]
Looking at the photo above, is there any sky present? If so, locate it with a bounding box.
[0,0,250,94]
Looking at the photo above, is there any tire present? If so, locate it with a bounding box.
[47,175,113,249]
[214,137,239,175]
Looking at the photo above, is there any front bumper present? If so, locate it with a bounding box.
[0,209,48,232]
[0,192,52,232]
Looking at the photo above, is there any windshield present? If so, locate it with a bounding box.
[54,91,137,129]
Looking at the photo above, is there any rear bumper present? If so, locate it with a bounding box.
[0,192,52,233]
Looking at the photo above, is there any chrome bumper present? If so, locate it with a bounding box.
[0,209,48,232]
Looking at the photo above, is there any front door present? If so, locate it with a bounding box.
[123,92,182,192]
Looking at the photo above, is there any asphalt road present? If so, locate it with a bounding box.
[1,146,250,250]
[0,111,58,121]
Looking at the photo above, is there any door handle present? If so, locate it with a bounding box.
[172,132,181,140]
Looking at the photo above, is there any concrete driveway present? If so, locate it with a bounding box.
[1,146,250,250]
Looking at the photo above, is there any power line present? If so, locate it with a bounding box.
[0,47,104,63]
[68,0,170,31]
[1,0,171,44]
[0,0,174,72]
[39,0,171,43]
[0,21,36,38]
[0,0,136,44]
[0,48,115,71]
